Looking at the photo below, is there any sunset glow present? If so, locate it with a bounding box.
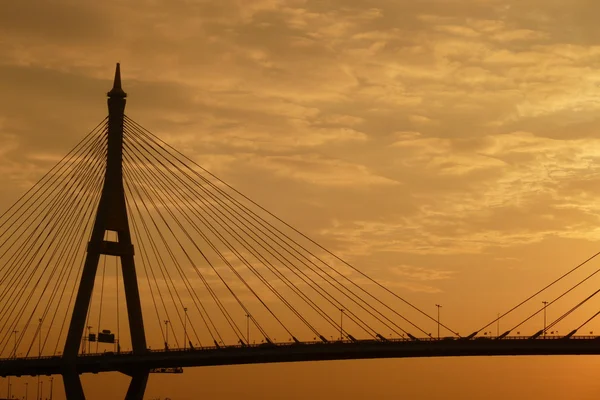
[2,1,600,399]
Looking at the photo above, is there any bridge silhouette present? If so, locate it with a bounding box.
[1,64,600,399]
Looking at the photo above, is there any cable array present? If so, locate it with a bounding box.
[0,113,464,358]
[471,251,600,339]
[120,116,450,349]
[4,110,600,359]
[2,109,600,360]
[0,119,106,358]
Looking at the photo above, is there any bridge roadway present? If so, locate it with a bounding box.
[2,336,600,377]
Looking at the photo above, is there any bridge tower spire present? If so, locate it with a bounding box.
[62,64,149,400]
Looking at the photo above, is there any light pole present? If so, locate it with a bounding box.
[38,318,42,358]
[339,309,345,341]
[542,301,548,336]
[86,326,92,354]
[183,307,188,350]
[435,304,442,339]
[497,313,500,337]
[164,320,170,350]
[245,314,250,344]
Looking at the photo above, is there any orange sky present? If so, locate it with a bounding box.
[2,0,600,399]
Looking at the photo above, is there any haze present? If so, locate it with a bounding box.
[2,0,600,399]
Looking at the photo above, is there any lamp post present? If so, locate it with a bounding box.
[339,309,345,341]
[245,314,250,344]
[38,318,42,358]
[86,326,92,354]
[542,301,548,336]
[435,304,442,339]
[183,307,188,350]
[164,320,170,350]
[497,313,500,337]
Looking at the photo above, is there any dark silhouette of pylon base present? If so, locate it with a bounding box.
[62,64,148,400]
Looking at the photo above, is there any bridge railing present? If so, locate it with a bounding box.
[1,335,599,362]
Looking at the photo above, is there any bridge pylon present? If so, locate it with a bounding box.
[62,64,149,400]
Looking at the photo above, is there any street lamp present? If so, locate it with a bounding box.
[245,314,250,344]
[497,313,500,337]
[542,301,548,336]
[435,304,442,339]
[164,320,170,350]
[38,318,42,358]
[183,308,188,350]
[339,309,345,341]
[86,326,92,354]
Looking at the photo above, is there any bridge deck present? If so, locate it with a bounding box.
[2,336,600,377]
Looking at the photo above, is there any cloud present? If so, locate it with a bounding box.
[390,265,455,281]
[491,29,548,42]
[250,154,399,187]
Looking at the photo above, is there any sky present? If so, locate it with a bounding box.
[3,0,600,399]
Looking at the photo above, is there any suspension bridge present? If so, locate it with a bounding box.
[1,64,600,399]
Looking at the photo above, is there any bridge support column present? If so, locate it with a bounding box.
[61,64,148,400]
[125,371,149,400]
[63,372,86,400]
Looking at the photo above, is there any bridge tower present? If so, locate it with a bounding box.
[62,64,149,399]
